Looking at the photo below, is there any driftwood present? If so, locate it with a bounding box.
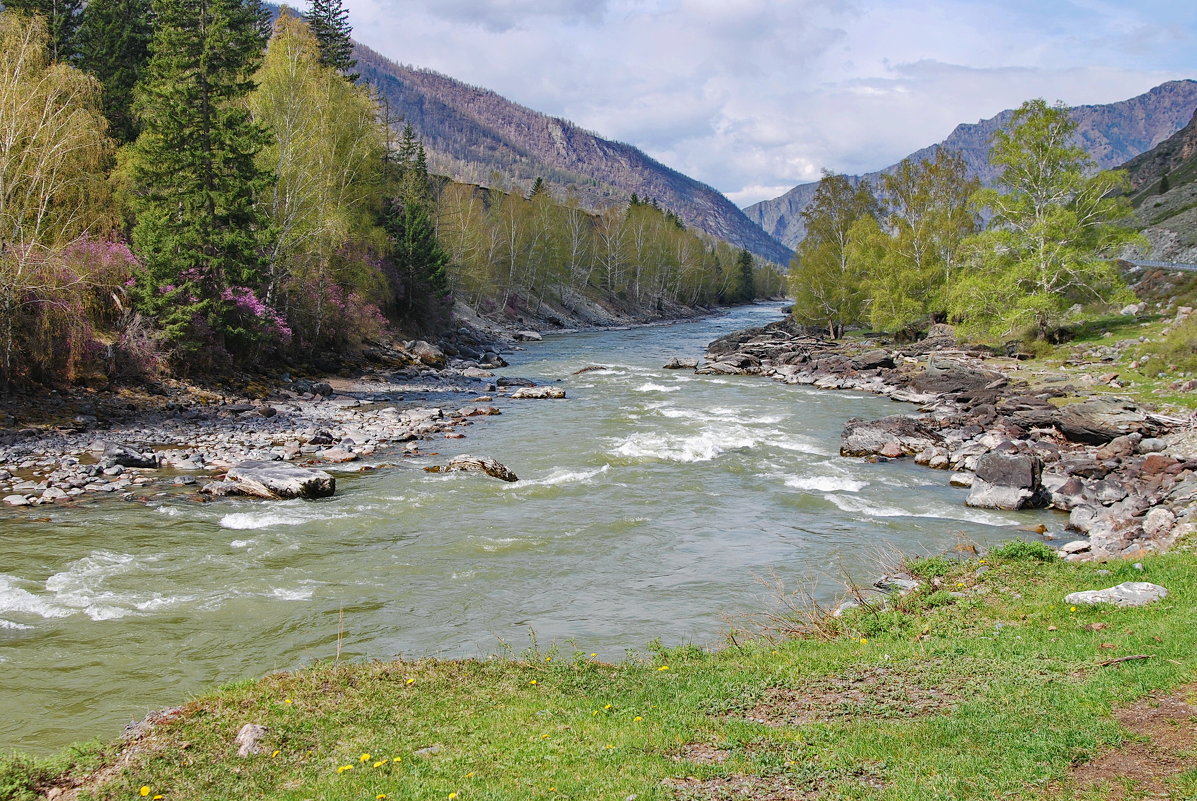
[1097,654,1153,667]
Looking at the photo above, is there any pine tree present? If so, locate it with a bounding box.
[306,0,355,80]
[384,134,449,314]
[2,0,83,60]
[128,0,275,361]
[76,0,153,143]
[735,249,755,301]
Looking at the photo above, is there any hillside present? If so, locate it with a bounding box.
[353,46,793,265]
[746,80,1197,250]
[1120,107,1197,262]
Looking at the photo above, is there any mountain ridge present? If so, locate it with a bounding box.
[353,43,794,265]
[745,79,1197,251]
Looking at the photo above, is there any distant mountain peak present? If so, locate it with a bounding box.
[746,79,1197,250]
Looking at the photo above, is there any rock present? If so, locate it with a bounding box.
[1060,540,1091,555]
[851,349,895,370]
[513,330,543,342]
[874,575,920,594]
[1056,398,1154,445]
[256,405,278,418]
[879,442,904,459]
[3,494,30,506]
[442,455,519,482]
[510,386,566,400]
[496,377,536,388]
[1142,507,1176,540]
[840,415,944,458]
[409,340,447,367]
[949,472,974,488]
[103,444,158,469]
[319,448,359,464]
[234,723,268,757]
[309,381,334,397]
[1137,437,1167,454]
[461,367,494,378]
[910,357,1005,396]
[663,357,699,370]
[966,452,1045,511]
[1064,582,1168,608]
[218,461,336,499]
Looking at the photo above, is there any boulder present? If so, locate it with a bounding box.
[103,444,158,469]
[217,460,335,499]
[409,340,446,368]
[234,723,268,758]
[1064,582,1168,608]
[851,349,895,371]
[1142,507,1177,540]
[840,415,944,458]
[510,386,566,399]
[966,452,1045,511]
[663,357,700,370]
[910,357,1005,396]
[1056,398,1154,445]
[3,494,30,507]
[496,376,536,388]
[436,455,518,482]
[513,330,543,342]
[319,448,359,464]
[309,381,334,397]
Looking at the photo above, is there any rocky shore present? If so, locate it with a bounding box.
[698,316,1197,561]
[0,334,560,509]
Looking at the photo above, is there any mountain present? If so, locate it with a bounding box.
[745,80,1197,251]
[1119,107,1197,263]
[353,46,794,265]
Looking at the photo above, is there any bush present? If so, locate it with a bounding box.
[1136,313,1197,377]
[906,555,953,579]
[988,540,1057,562]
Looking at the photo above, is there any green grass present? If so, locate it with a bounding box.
[5,548,1197,800]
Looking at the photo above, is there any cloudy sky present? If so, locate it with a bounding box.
[343,0,1197,207]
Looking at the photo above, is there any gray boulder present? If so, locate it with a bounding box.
[409,340,446,367]
[910,357,1005,396]
[966,452,1045,511]
[840,415,944,458]
[510,386,566,399]
[432,455,519,482]
[215,460,335,499]
[513,330,543,342]
[663,357,699,369]
[103,444,158,469]
[1064,582,1168,608]
[1056,398,1154,445]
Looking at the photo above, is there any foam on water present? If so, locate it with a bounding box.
[0,575,70,619]
[516,465,610,487]
[611,422,762,463]
[823,493,1015,526]
[634,382,681,393]
[786,475,868,493]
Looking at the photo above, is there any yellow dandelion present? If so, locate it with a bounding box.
[605,744,614,750]
[603,704,612,710]
[544,656,551,662]
[377,795,388,800]
[406,678,415,685]
[283,698,293,704]
[336,765,354,774]
[139,787,150,798]
[657,665,669,671]
[153,796,164,800]
[1070,606,1077,612]
[360,753,371,762]
[448,794,458,800]
[541,734,550,739]
[373,760,386,768]
[860,638,869,645]
[393,757,402,763]
[979,559,987,564]
[549,788,556,793]
[530,679,538,685]
[633,716,643,722]
[590,653,597,657]
[271,750,280,758]
[592,710,598,716]
[956,582,965,587]
[465,771,475,778]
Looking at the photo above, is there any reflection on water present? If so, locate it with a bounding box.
[0,303,1049,753]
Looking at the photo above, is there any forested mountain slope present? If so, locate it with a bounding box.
[353,45,793,265]
[746,80,1197,250]
[1120,107,1197,262]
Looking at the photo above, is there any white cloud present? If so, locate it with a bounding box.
[342,0,1197,207]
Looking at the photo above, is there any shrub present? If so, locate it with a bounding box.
[906,555,953,579]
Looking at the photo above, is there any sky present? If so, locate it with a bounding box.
[342,0,1197,207]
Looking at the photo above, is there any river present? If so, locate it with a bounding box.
[0,302,1046,754]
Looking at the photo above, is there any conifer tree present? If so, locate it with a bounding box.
[307,0,355,80]
[128,0,275,361]
[735,248,755,301]
[76,0,153,142]
[385,135,449,313]
[2,0,82,60]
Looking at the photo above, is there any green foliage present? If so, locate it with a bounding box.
[1135,312,1197,377]
[788,173,880,337]
[128,0,275,364]
[988,540,1057,562]
[1,0,80,60]
[868,149,979,332]
[306,0,356,80]
[948,99,1141,340]
[76,0,151,143]
[906,555,953,579]
[733,248,755,303]
[251,11,389,347]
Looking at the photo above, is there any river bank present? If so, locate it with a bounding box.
[697,313,1197,562]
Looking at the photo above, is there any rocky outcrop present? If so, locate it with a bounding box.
[1056,398,1157,445]
[204,461,336,500]
[510,386,566,399]
[427,455,519,482]
[841,416,943,458]
[1064,582,1169,607]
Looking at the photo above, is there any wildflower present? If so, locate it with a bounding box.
[544,656,552,662]
[604,704,612,710]
[605,744,614,750]
[465,772,475,778]
[592,710,598,716]
[377,795,388,800]
[153,797,164,800]
[956,582,965,587]
[393,757,402,763]
[633,716,643,722]
[549,788,556,792]
[541,734,550,739]
[284,698,293,704]
[449,794,458,799]
[530,680,538,685]
[140,788,151,797]
[373,761,386,768]
[657,665,670,671]
[360,753,371,762]
[1070,606,1077,612]
[406,678,415,685]
[860,638,869,645]
[337,765,354,774]
[590,653,597,657]
[271,750,280,758]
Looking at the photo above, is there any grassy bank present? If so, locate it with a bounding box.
[4,543,1196,800]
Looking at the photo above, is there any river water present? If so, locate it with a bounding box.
[0,303,1046,754]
